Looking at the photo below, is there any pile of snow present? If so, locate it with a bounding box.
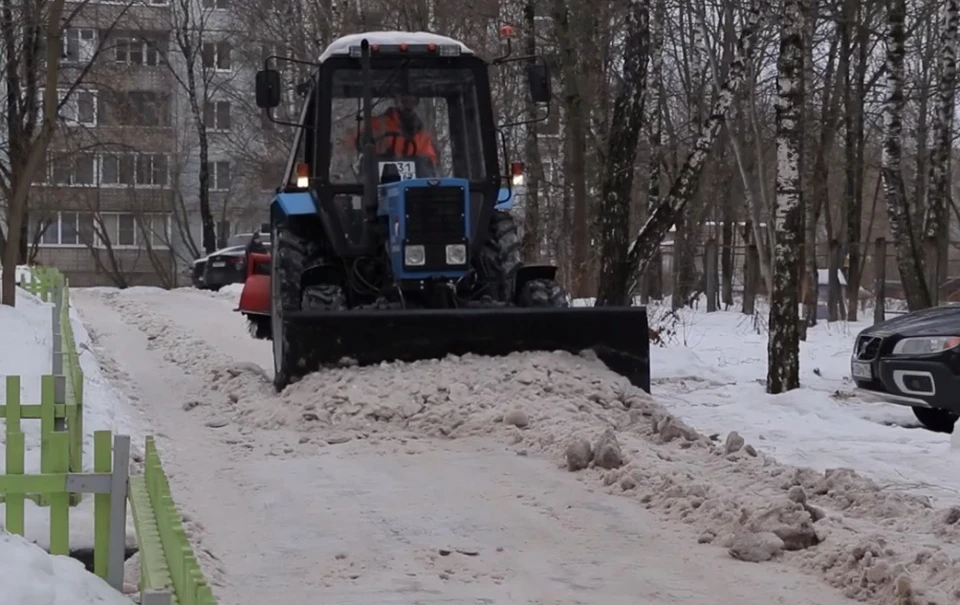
[0,530,131,605]
[94,288,960,604]
[0,285,140,550]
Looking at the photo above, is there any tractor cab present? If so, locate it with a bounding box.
[255,31,549,262]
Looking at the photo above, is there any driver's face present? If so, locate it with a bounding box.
[396,95,419,114]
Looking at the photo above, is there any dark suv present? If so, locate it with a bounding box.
[852,305,960,433]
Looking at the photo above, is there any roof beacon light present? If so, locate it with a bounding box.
[438,44,461,57]
[499,24,516,39]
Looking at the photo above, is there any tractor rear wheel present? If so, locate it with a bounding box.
[271,223,319,391]
[479,210,522,302]
[518,278,570,308]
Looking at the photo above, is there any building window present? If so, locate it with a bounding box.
[38,212,94,246]
[115,35,163,66]
[206,161,231,190]
[98,213,171,248]
[63,28,97,64]
[202,0,228,8]
[50,153,97,186]
[136,153,169,186]
[103,91,171,127]
[142,214,172,247]
[260,161,285,190]
[39,88,98,127]
[100,153,168,187]
[202,41,231,71]
[204,100,231,131]
[216,220,231,248]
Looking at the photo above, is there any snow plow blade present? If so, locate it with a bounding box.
[281,306,651,392]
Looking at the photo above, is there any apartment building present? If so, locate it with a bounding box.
[27,0,274,287]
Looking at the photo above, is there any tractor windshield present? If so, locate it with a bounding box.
[327,65,486,184]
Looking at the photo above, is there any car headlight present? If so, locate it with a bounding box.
[404,245,425,266]
[445,244,467,265]
[891,336,960,355]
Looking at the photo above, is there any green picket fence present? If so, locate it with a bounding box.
[129,437,217,605]
[3,266,219,605]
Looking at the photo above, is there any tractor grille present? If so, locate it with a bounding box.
[405,186,465,243]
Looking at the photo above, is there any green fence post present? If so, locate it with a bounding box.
[47,430,70,555]
[4,377,25,535]
[93,431,112,579]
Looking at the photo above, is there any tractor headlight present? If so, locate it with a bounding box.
[445,244,467,265]
[891,336,960,355]
[404,245,426,266]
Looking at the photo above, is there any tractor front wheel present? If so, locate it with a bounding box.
[271,223,319,391]
[479,210,522,302]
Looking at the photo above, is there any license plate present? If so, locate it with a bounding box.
[851,361,872,380]
[379,160,416,180]
[211,261,226,267]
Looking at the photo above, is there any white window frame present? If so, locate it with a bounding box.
[37,212,91,248]
[204,100,231,131]
[38,87,98,127]
[114,35,163,66]
[96,212,172,249]
[48,152,98,187]
[98,152,169,188]
[63,28,98,64]
[202,41,232,72]
[206,160,231,191]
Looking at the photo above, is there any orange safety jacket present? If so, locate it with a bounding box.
[344,107,438,167]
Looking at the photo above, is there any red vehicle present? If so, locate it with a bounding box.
[236,251,272,338]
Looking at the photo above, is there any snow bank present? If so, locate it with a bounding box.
[0,285,140,550]
[0,530,131,605]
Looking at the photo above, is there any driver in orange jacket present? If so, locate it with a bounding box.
[341,95,439,174]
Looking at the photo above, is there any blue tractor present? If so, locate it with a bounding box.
[254,30,650,391]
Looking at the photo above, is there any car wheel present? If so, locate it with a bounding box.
[912,407,958,434]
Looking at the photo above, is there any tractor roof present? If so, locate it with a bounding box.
[318,31,475,63]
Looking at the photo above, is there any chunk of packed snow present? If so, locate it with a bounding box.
[0,530,131,605]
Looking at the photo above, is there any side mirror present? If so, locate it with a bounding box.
[255,69,281,109]
[527,63,551,104]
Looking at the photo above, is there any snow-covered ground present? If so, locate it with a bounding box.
[632,300,960,505]
[58,284,960,605]
[0,530,131,605]
[0,282,144,604]
[0,285,142,550]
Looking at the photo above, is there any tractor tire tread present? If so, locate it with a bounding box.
[480,210,522,302]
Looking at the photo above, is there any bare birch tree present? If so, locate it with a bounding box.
[624,0,769,291]
[594,0,650,306]
[881,0,931,311]
[767,0,804,394]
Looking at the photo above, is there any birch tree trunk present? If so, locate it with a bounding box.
[922,0,959,298]
[595,0,650,307]
[520,0,545,261]
[642,0,665,302]
[626,0,769,286]
[768,0,804,394]
[882,0,932,311]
